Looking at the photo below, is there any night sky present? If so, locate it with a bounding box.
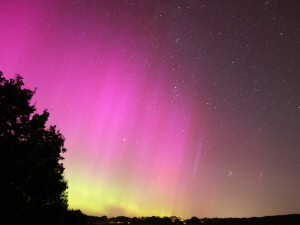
[1,0,300,219]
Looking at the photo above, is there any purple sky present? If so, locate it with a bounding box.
[0,0,300,218]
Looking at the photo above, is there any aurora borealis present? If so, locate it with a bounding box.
[0,0,300,219]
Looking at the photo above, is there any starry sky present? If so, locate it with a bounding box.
[1,0,300,219]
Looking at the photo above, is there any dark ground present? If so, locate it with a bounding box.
[87,214,300,225]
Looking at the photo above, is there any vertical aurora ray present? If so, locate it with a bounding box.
[192,122,207,181]
[63,57,194,216]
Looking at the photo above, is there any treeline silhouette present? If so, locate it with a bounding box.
[0,71,88,225]
[87,214,300,225]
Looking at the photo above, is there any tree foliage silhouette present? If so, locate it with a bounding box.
[0,71,68,225]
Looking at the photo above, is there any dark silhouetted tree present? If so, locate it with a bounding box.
[0,71,68,225]
[65,210,88,225]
